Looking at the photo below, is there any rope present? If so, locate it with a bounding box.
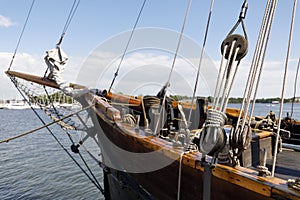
[272,0,297,177]
[212,0,250,111]
[123,114,136,126]
[227,0,248,39]
[8,76,104,193]
[212,45,228,107]
[108,0,147,92]
[56,0,81,46]
[165,0,192,87]
[8,0,35,71]
[0,104,93,144]
[7,75,103,193]
[141,96,149,128]
[213,40,238,111]
[42,86,103,190]
[188,0,215,125]
[219,47,241,112]
[246,0,277,125]
[154,0,193,135]
[42,86,77,130]
[177,151,185,200]
[291,57,300,117]
[235,0,277,132]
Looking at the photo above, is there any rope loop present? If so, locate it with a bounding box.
[227,0,248,39]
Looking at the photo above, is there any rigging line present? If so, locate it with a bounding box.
[77,149,104,193]
[83,146,106,169]
[0,104,94,144]
[187,0,215,124]
[214,41,237,109]
[291,57,300,117]
[177,151,185,200]
[63,0,80,34]
[108,0,147,92]
[227,0,248,38]
[219,46,240,112]
[221,51,241,112]
[153,0,193,135]
[165,0,192,86]
[236,0,272,129]
[42,87,103,190]
[247,0,277,125]
[212,45,228,108]
[57,0,80,46]
[272,0,296,177]
[236,0,273,129]
[8,77,104,193]
[214,1,249,112]
[7,0,35,71]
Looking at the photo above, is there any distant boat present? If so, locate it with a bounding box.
[0,100,38,109]
[271,100,280,104]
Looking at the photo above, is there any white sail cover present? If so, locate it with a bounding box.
[44,47,72,94]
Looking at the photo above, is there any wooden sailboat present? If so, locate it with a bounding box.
[3,0,300,199]
[5,69,300,199]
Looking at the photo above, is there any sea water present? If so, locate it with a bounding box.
[0,109,104,199]
[0,103,299,199]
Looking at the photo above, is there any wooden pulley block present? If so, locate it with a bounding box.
[221,34,248,60]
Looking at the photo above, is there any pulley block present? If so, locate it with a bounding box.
[221,34,248,61]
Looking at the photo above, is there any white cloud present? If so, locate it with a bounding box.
[0,51,85,99]
[230,59,299,98]
[0,52,43,99]
[77,51,218,96]
[1,50,299,100]
[0,15,14,27]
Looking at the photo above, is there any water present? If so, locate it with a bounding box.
[227,102,300,120]
[0,103,299,199]
[0,109,105,200]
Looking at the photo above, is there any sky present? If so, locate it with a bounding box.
[0,0,299,99]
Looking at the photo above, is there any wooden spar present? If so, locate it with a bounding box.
[6,70,60,89]
[8,70,297,128]
[106,91,141,105]
[6,70,85,89]
[6,70,244,118]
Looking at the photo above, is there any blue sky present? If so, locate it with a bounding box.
[0,0,299,99]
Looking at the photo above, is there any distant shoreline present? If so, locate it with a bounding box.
[1,96,300,104]
[227,97,300,104]
[169,95,300,104]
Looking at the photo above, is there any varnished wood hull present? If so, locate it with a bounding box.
[86,93,300,200]
[6,70,300,199]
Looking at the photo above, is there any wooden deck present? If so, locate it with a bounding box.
[270,147,300,180]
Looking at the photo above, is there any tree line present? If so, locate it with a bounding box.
[170,95,299,104]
